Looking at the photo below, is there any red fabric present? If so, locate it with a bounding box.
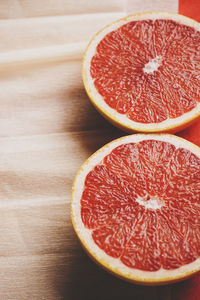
[172,2,200,300]
[172,275,200,300]
[179,0,200,22]
[177,120,200,147]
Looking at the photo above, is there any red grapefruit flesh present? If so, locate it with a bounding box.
[83,12,200,133]
[71,134,200,285]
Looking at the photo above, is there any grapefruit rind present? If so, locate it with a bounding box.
[82,12,200,133]
[71,134,200,285]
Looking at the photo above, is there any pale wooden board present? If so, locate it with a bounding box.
[0,58,174,299]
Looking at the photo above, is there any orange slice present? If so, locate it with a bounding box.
[82,12,200,133]
[71,134,200,285]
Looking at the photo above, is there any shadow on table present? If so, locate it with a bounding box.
[65,85,126,134]
[54,86,172,299]
[57,234,172,300]
[49,216,171,300]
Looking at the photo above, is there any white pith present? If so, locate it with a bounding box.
[136,195,163,209]
[83,12,200,132]
[143,56,162,74]
[71,134,200,284]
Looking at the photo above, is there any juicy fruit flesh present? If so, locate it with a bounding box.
[81,140,200,271]
[90,19,200,123]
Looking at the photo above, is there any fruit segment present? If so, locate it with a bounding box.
[81,140,200,271]
[121,210,161,271]
[90,19,200,124]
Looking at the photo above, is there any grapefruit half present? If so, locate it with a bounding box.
[82,12,200,133]
[71,134,200,285]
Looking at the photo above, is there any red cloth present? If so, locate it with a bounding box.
[179,0,200,22]
[172,2,200,299]
[172,275,200,300]
[177,120,200,147]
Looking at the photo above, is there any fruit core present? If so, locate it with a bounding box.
[143,56,162,74]
[136,194,163,209]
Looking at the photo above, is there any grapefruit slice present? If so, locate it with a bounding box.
[71,134,200,285]
[82,12,200,133]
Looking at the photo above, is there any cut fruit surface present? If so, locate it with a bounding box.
[82,12,200,133]
[71,134,200,285]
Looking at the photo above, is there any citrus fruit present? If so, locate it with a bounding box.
[82,12,200,133]
[71,134,200,285]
